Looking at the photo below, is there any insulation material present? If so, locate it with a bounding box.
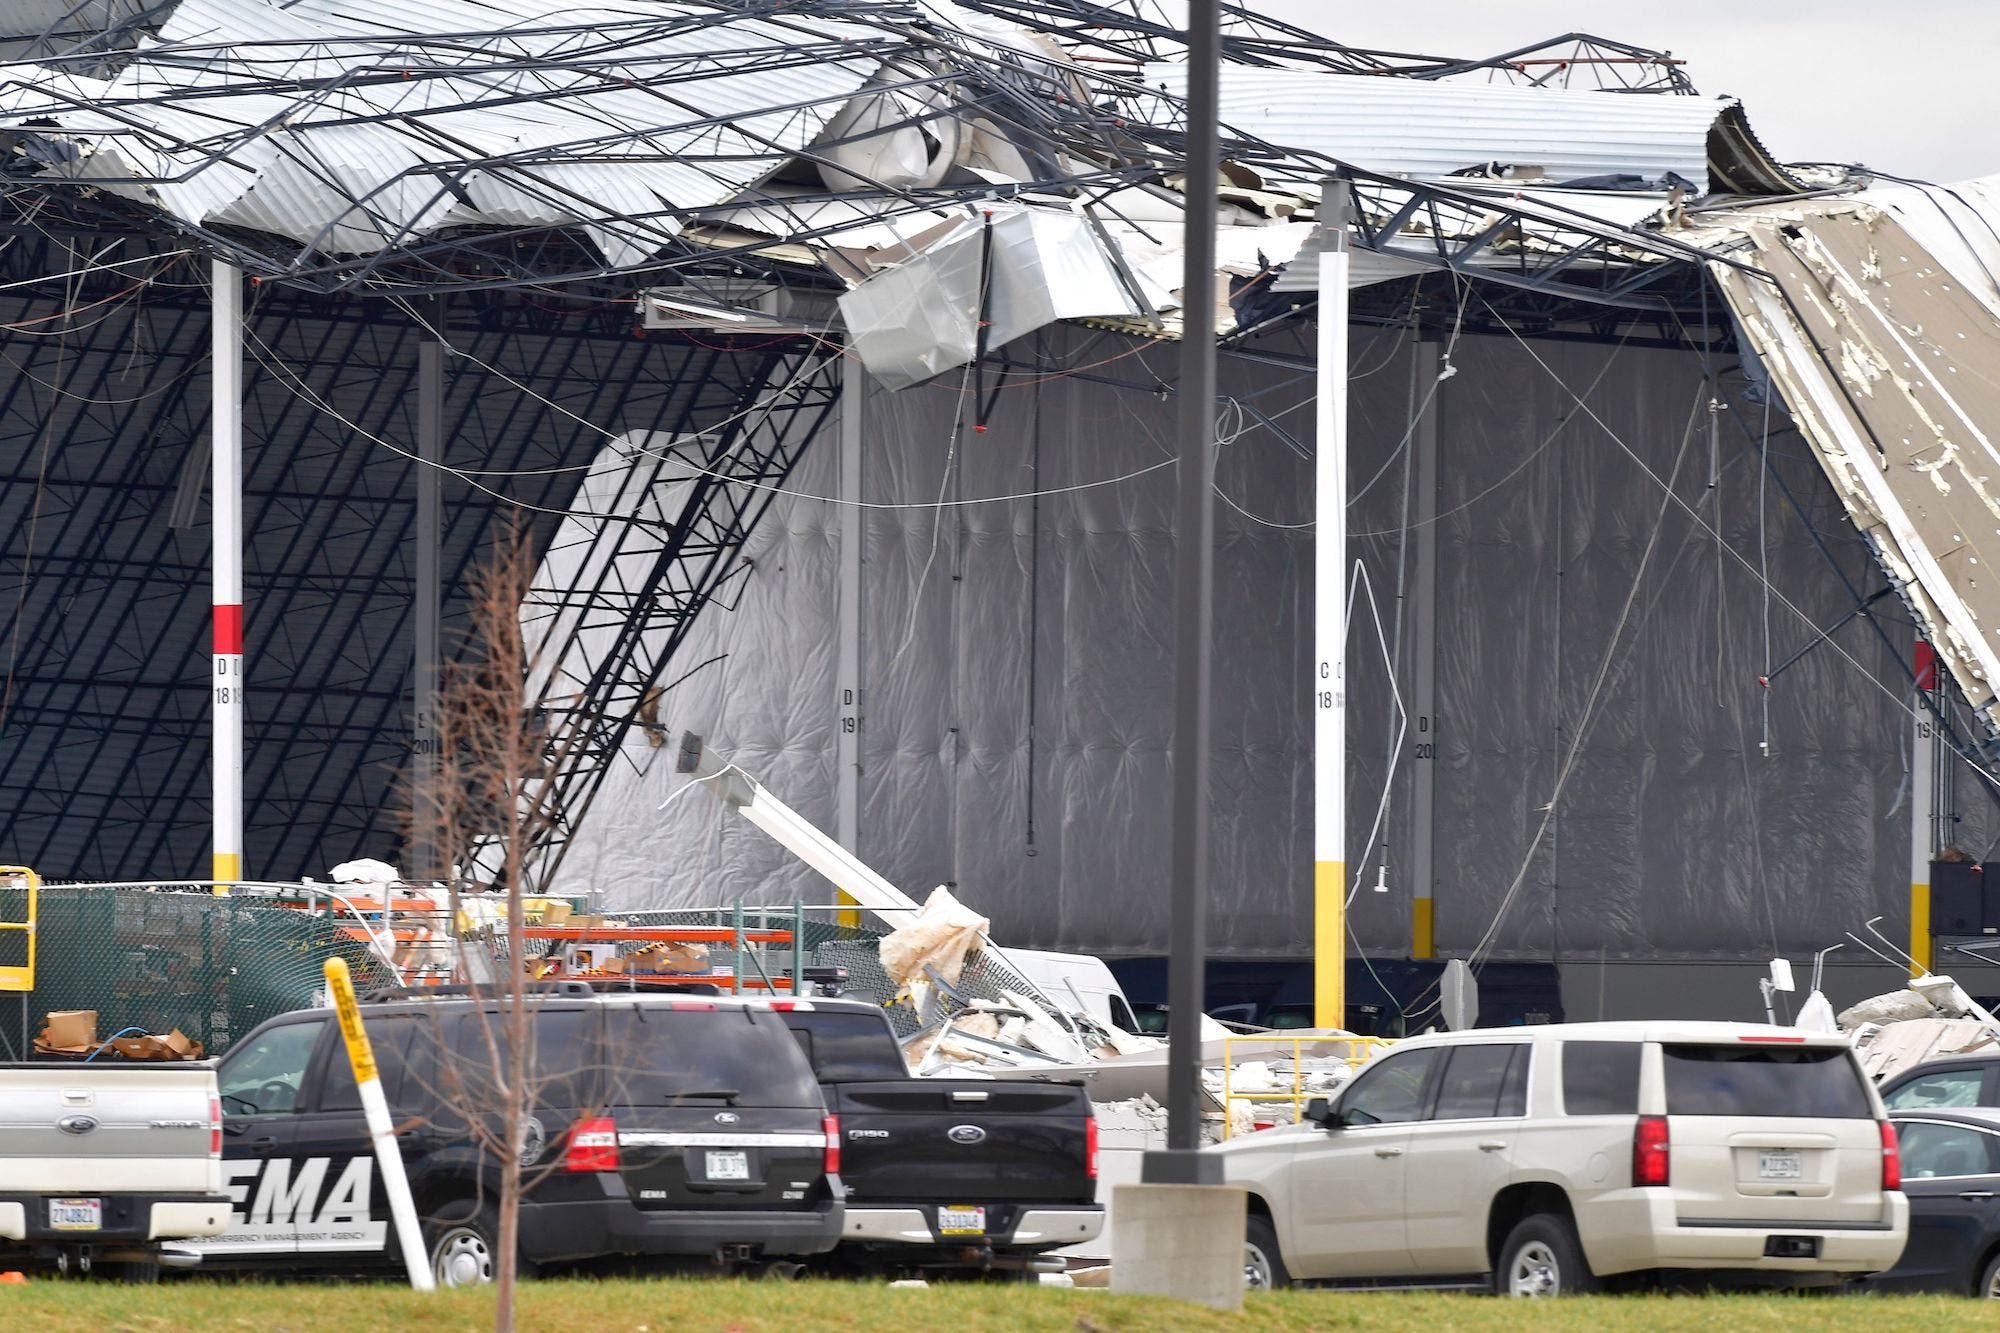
[1854,1017,1999,1084]
[1839,988,1942,1029]
[557,320,1931,962]
[1697,178,2000,737]
[878,884,989,991]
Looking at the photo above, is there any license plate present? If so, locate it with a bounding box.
[49,1198,101,1231]
[1758,1150,1803,1180]
[938,1205,986,1236]
[705,1150,750,1181]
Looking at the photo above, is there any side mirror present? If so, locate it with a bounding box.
[1303,1096,1337,1129]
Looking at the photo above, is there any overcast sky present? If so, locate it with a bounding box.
[1251,1,1999,184]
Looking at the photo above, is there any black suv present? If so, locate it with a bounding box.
[182,985,842,1283]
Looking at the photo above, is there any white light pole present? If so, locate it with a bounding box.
[1314,182,1349,1029]
[212,261,244,892]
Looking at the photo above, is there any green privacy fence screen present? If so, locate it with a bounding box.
[0,886,391,1059]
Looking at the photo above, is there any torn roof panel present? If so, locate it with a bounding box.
[1697,184,2000,732]
[3,0,886,262]
[1143,63,1733,193]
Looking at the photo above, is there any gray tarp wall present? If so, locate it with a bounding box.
[554,321,1994,968]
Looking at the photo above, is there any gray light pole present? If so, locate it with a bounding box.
[1142,0,1222,1188]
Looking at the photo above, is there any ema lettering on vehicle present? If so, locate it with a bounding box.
[189,1157,388,1254]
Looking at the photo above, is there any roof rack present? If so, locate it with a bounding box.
[362,981,597,1002]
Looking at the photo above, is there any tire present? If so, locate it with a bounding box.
[1495,1212,1597,1297]
[1243,1214,1291,1291]
[425,1198,508,1289]
[105,1260,159,1285]
[1979,1249,2000,1300]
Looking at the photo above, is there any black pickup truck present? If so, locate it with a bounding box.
[771,999,1101,1276]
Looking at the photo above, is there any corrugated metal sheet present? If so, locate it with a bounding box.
[1143,63,1730,194]
[2,0,884,259]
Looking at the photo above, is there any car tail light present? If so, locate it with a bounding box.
[822,1115,841,1176]
[209,1094,222,1157]
[564,1116,619,1173]
[1880,1120,1901,1191]
[1633,1114,1670,1187]
[1086,1114,1099,1179]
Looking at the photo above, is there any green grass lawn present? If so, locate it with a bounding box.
[0,1280,1990,1333]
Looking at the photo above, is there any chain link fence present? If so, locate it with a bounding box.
[617,906,1047,1037]
[0,886,1043,1058]
[0,885,392,1059]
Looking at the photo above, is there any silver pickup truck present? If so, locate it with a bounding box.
[0,1061,233,1279]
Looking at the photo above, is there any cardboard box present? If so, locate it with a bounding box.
[109,1029,204,1061]
[635,942,710,975]
[41,1009,96,1052]
[540,900,574,927]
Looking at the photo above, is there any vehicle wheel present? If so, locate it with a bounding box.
[1244,1215,1291,1291]
[104,1260,159,1285]
[1496,1213,1597,1297]
[1979,1249,2000,1299]
[426,1198,505,1289]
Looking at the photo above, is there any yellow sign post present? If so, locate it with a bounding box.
[324,957,435,1291]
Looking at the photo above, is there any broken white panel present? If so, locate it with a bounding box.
[839,206,1144,390]
[813,67,961,193]
[1144,63,1730,193]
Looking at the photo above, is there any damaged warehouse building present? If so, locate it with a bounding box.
[2,0,1999,1023]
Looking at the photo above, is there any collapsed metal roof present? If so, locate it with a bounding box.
[1695,177,2000,745]
[0,0,1905,886]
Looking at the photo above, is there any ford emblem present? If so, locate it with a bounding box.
[714,1111,740,1125]
[947,1124,986,1145]
[57,1114,99,1136]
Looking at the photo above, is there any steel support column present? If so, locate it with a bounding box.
[836,354,865,927]
[211,260,244,892]
[411,317,443,880]
[1144,0,1221,1186]
[1410,337,1440,959]
[1313,182,1350,1029]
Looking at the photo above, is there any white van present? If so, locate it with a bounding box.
[1217,1020,1908,1294]
[999,949,1139,1032]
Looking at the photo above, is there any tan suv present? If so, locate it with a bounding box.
[1216,1021,1907,1294]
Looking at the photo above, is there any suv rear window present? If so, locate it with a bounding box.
[603,1007,821,1108]
[1563,1041,1640,1115]
[1663,1044,1872,1118]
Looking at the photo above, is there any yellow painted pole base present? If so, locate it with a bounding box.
[212,852,240,894]
[1412,896,1435,960]
[1314,859,1345,1030]
[1910,881,1931,976]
